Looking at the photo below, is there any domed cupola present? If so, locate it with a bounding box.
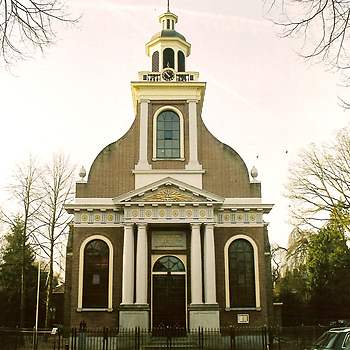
[145,8,191,73]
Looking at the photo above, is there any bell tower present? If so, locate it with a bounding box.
[132,5,206,188]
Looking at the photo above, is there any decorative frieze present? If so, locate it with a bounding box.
[73,207,263,226]
[124,205,215,223]
[74,210,123,226]
[216,210,263,225]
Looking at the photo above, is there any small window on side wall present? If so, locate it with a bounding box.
[82,239,109,308]
[156,110,180,159]
[228,239,256,308]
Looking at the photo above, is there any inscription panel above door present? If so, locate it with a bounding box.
[152,231,186,250]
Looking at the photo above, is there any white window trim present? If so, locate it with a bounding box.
[224,235,260,309]
[153,106,185,160]
[78,235,114,311]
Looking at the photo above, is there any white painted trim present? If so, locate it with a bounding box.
[78,235,114,310]
[77,308,113,312]
[190,223,203,304]
[152,106,184,160]
[150,254,187,329]
[133,169,205,174]
[135,99,152,170]
[185,99,202,170]
[136,223,148,304]
[224,235,260,309]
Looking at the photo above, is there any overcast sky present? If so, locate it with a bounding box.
[0,0,348,246]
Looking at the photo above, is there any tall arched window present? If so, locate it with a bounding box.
[228,239,256,308]
[152,51,159,72]
[156,110,180,158]
[178,51,185,72]
[82,239,109,308]
[163,48,174,69]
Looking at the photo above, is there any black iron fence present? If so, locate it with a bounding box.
[0,326,329,350]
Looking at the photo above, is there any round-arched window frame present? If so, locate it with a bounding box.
[177,51,185,72]
[224,235,260,309]
[78,235,114,311]
[163,48,175,69]
[155,110,181,159]
[153,255,186,273]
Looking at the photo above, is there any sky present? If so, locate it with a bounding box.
[0,0,349,247]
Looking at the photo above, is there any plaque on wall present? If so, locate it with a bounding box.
[237,314,249,324]
[152,231,187,250]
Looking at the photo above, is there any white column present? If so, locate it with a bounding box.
[190,223,203,304]
[186,99,202,170]
[136,223,148,304]
[135,99,151,170]
[204,224,217,304]
[122,224,134,304]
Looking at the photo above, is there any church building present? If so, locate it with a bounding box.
[64,6,274,330]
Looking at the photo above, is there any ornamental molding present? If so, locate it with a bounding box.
[72,206,265,227]
[113,177,224,205]
[141,186,197,202]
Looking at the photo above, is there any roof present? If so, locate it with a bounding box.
[151,30,187,42]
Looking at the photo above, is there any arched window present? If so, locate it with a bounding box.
[152,51,159,72]
[163,48,174,69]
[228,239,256,308]
[82,239,109,308]
[178,51,185,72]
[156,110,180,158]
[153,256,185,272]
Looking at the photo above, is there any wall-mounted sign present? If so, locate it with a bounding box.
[237,314,249,324]
[152,231,186,250]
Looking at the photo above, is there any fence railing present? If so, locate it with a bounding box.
[0,325,330,350]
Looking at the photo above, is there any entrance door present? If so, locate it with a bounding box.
[152,256,186,329]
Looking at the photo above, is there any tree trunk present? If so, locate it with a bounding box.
[45,241,54,328]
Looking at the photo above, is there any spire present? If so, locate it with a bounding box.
[167,0,170,12]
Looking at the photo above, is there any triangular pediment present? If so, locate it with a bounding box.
[113,177,224,204]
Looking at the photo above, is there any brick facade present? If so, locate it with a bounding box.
[65,8,273,330]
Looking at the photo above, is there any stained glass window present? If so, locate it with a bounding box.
[228,239,256,307]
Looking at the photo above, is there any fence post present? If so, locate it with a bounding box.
[230,326,235,350]
[198,327,201,350]
[73,328,77,350]
[134,327,140,350]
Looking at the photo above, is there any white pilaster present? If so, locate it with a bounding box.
[204,224,217,304]
[122,224,135,304]
[136,223,148,304]
[190,223,203,304]
[186,99,202,170]
[135,99,151,170]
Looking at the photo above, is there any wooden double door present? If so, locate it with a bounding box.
[152,256,186,329]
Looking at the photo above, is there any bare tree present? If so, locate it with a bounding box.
[265,0,350,66]
[0,0,76,64]
[286,127,350,230]
[0,156,43,327]
[35,154,74,327]
[270,243,288,286]
[264,0,350,104]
